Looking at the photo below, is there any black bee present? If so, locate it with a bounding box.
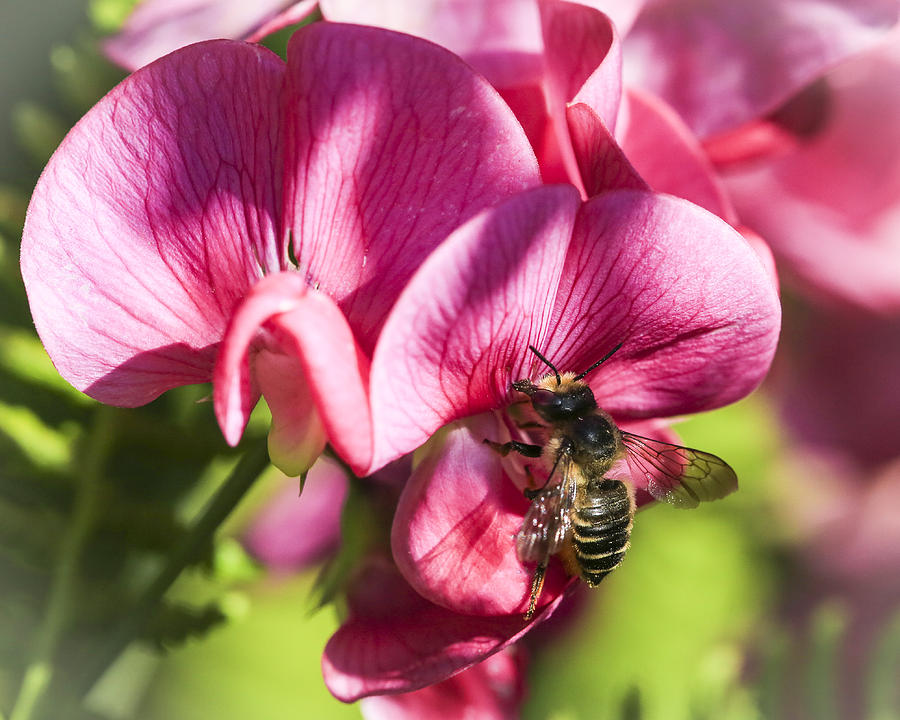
[486,344,738,620]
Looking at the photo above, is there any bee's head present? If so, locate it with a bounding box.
[513,377,597,422]
[512,343,622,422]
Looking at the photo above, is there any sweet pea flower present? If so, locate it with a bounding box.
[318,179,780,695]
[618,0,900,140]
[21,23,542,476]
[716,36,900,312]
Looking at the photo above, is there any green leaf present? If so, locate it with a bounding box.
[140,602,227,651]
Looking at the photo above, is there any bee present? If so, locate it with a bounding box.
[486,344,738,620]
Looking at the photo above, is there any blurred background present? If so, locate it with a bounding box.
[1,2,899,719]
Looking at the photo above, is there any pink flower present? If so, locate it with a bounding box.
[21,24,541,476]
[243,456,348,571]
[716,36,900,311]
[321,181,780,695]
[770,302,900,470]
[619,0,899,139]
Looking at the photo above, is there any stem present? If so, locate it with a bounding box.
[9,406,117,720]
[69,437,270,699]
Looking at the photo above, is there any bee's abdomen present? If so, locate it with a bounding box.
[572,479,634,586]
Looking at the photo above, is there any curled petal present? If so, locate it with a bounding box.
[544,190,781,418]
[567,102,649,198]
[323,556,558,701]
[213,272,372,472]
[254,350,327,477]
[392,418,569,617]
[623,0,900,137]
[283,23,541,353]
[21,41,285,407]
[369,185,580,467]
[540,0,622,189]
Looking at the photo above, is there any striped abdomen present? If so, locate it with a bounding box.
[572,478,634,586]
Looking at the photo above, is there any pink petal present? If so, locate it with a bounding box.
[319,0,544,90]
[721,38,900,311]
[21,41,285,407]
[540,0,622,190]
[282,23,541,353]
[391,418,570,617]
[322,556,558,701]
[243,456,348,571]
[544,190,781,418]
[213,272,372,472]
[566,102,649,197]
[245,0,320,42]
[541,1,622,132]
[254,349,327,477]
[368,185,581,469]
[104,0,295,70]
[359,647,525,720]
[623,0,900,137]
[616,87,735,221]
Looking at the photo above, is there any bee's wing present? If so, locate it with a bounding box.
[515,455,576,564]
[620,432,737,509]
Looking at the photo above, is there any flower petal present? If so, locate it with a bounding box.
[368,185,581,468]
[245,0,320,42]
[540,0,622,189]
[543,190,781,418]
[319,0,544,89]
[21,41,285,407]
[243,456,348,571]
[721,39,900,311]
[213,272,372,472]
[392,418,569,617]
[623,0,900,137]
[359,647,525,720]
[283,23,541,353]
[322,556,558,701]
[566,102,649,198]
[617,87,735,220]
[104,0,295,70]
[254,349,327,476]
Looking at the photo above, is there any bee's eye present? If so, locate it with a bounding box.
[531,389,561,410]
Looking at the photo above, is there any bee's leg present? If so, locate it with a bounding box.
[482,439,543,458]
[524,563,547,621]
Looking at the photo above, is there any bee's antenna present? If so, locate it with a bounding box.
[573,342,623,381]
[527,345,561,386]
